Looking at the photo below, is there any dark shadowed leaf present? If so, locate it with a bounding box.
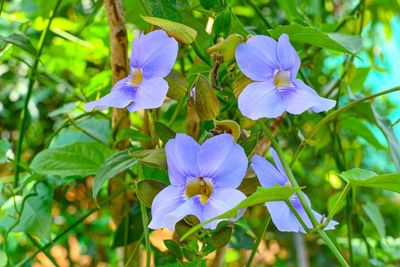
[112,203,143,248]
[0,33,37,56]
[210,226,233,248]
[136,179,167,208]
[154,121,176,143]
[239,132,259,156]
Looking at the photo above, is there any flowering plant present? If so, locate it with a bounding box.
[2,1,400,267]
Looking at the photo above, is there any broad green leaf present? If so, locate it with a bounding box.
[0,139,11,163]
[145,0,182,22]
[180,185,300,241]
[0,33,37,56]
[339,168,400,193]
[31,142,114,177]
[112,203,143,248]
[327,32,363,54]
[142,16,197,45]
[362,202,386,238]
[340,117,385,150]
[154,121,176,143]
[213,10,232,37]
[92,149,138,200]
[270,24,361,56]
[0,183,53,240]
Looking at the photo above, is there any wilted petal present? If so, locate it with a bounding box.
[165,134,200,186]
[197,134,247,189]
[251,154,286,187]
[163,196,204,231]
[238,80,287,120]
[131,30,178,79]
[235,43,275,81]
[148,185,185,229]
[277,34,300,78]
[127,78,168,112]
[202,188,246,229]
[246,35,279,67]
[83,77,135,112]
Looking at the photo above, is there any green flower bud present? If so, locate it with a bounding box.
[141,16,197,45]
[212,119,241,141]
[136,179,167,208]
[130,148,167,169]
[210,226,233,248]
[207,34,244,62]
[165,69,188,100]
[233,75,253,99]
[190,74,220,121]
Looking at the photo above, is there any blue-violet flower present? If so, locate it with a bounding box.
[84,30,178,112]
[235,34,336,119]
[251,149,338,233]
[149,133,248,230]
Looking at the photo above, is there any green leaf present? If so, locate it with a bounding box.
[210,226,233,248]
[239,132,259,156]
[340,117,385,150]
[164,240,183,257]
[229,225,254,249]
[131,149,167,169]
[112,203,143,248]
[0,139,11,164]
[180,185,300,241]
[165,69,189,100]
[0,183,53,240]
[339,168,400,193]
[92,149,138,200]
[0,33,37,56]
[270,24,361,56]
[362,202,386,238]
[327,32,363,54]
[145,0,182,22]
[115,128,151,143]
[276,0,303,22]
[200,0,220,10]
[213,10,232,37]
[154,121,176,143]
[31,142,114,177]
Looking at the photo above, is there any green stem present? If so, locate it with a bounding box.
[322,183,351,229]
[168,98,185,127]
[26,234,60,267]
[245,0,272,29]
[14,0,62,187]
[246,214,270,267]
[137,164,151,267]
[290,86,400,168]
[286,201,313,235]
[125,234,145,267]
[256,120,349,267]
[66,115,104,143]
[15,186,127,267]
[346,192,354,266]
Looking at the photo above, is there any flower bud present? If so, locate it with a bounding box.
[233,75,253,99]
[136,179,167,208]
[207,34,243,62]
[165,69,188,100]
[210,226,233,248]
[130,148,167,169]
[212,119,241,141]
[141,16,197,45]
[190,74,220,121]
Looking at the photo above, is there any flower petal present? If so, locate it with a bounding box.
[251,154,287,187]
[295,79,336,113]
[197,134,247,189]
[235,43,275,81]
[202,188,246,229]
[127,78,168,112]
[312,210,338,230]
[246,35,279,67]
[83,77,135,112]
[269,147,286,177]
[163,196,204,231]
[148,185,185,229]
[131,30,178,80]
[266,201,306,232]
[277,34,300,79]
[165,133,200,186]
[238,80,287,120]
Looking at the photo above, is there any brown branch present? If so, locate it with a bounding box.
[254,113,286,157]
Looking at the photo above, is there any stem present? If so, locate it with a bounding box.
[168,98,185,127]
[14,0,62,187]
[346,191,354,266]
[290,86,400,168]
[66,115,104,143]
[26,234,60,267]
[246,214,270,267]
[125,234,145,267]
[15,186,128,267]
[137,164,151,267]
[256,120,349,267]
[286,201,313,235]
[322,183,351,229]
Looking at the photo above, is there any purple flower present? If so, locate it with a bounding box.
[251,149,338,233]
[235,34,336,120]
[149,133,248,230]
[84,30,178,112]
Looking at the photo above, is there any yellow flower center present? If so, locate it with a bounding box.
[130,68,143,86]
[185,177,213,205]
[273,70,293,88]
